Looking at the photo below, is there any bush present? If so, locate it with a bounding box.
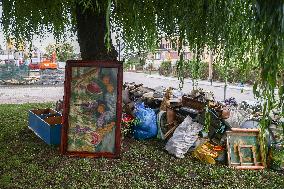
[123,60,138,71]
[166,58,258,85]
[159,61,172,76]
[174,60,208,80]
[213,63,258,84]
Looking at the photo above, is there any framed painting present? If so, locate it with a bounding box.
[226,128,265,169]
[61,60,123,158]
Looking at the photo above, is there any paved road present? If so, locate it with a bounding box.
[0,85,64,104]
[124,72,255,102]
[0,72,255,104]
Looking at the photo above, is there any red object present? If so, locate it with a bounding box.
[29,63,40,69]
[213,146,225,151]
[91,132,101,145]
[61,60,123,158]
[122,114,134,123]
[86,82,101,93]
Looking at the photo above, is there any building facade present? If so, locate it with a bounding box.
[145,38,193,69]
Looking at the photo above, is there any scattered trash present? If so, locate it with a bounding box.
[193,141,222,164]
[224,97,238,107]
[132,102,158,140]
[226,108,250,128]
[23,81,280,170]
[165,116,203,158]
[121,82,283,170]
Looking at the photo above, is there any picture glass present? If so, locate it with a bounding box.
[67,67,118,153]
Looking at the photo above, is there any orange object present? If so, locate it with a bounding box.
[39,60,57,70]
[213,146,224,151]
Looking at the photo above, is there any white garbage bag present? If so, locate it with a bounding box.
[165,116,203,158]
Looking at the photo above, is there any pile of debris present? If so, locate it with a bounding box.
[0,64,65,85]
[37,69,64,85]
[122,82,284,171]
[0,64,30,85]
[0,79,26,85]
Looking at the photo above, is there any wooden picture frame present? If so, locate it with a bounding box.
[61,60,123,158]
[226,128,265,170]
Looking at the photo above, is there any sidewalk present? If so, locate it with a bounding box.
[144,73,252,91]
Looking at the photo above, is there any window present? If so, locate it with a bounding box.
[165,43,171,49]
[155,52,161,60]
[184,53,188,60]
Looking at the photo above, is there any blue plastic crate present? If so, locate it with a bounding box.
[28,109,62,145]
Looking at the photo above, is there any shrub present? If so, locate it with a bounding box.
[213,63,258,84]
[174,59,208,80]
[159,61,172,76]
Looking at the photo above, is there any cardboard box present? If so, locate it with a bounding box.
[28,108,62,145]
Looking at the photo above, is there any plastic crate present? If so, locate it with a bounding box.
[28,108,62,145]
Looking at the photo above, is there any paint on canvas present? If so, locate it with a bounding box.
[67,67,118,153]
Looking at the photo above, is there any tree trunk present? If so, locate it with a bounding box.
[76,3,117,60]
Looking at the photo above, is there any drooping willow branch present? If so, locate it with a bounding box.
[1,0,283,115]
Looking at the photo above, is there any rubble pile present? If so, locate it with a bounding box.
[0,67,65,85]
[0,64,30,85]
[38,69,64,85]
[122,82,284,171]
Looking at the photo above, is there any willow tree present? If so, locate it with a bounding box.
[1,0,284,153]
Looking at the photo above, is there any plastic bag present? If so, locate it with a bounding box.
[172,89,184,98]
[133,102,158,140]
[156,111,167,140]
[226,109,250,128]
[193,141,223,164]
[165,116,203,158]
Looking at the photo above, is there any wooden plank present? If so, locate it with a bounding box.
[230,128,259,132]
[235,166,265,170]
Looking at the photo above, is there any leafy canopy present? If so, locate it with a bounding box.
[1,0,284,113]
[45,43,76,62]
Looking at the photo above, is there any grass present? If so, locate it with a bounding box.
[0,103,283,189]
